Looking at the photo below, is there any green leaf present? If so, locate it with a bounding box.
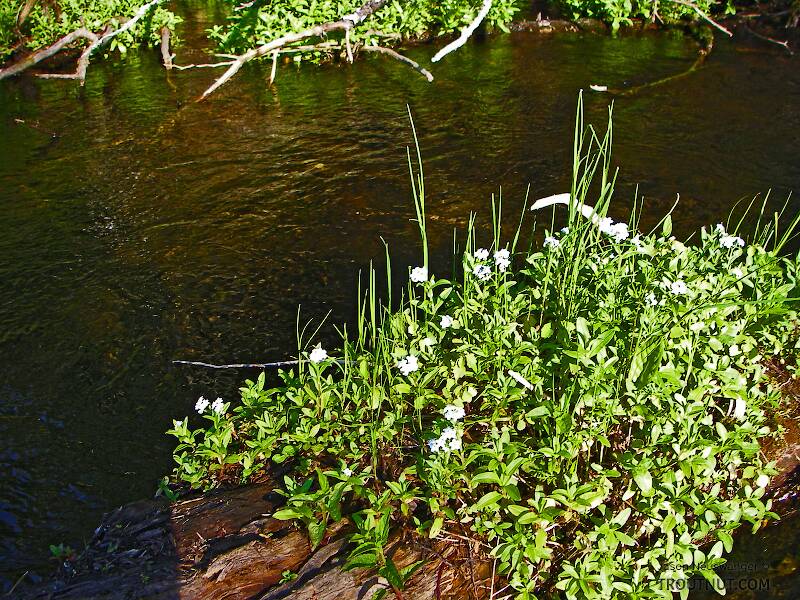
[474,491,503,511]
[307,519,326,549]
[429,516,444,539]
[632,468,653,495]
[662,214,672,237]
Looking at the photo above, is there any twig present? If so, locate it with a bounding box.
[361,45,434,81]
[665,0,732,36]
[172,60,236,70]
[200,0,389,99]
[0,27,97,80]
[172,358,346,369]
[160,26,173,69]
[5,571,28,597]
[269,50,278,84]
[744,25,794,54]
[345,27,353,63]
[173,359,300,369]
[431,0,492,63]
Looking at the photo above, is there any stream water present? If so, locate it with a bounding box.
[1,6,799,594]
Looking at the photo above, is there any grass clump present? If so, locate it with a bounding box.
[166,102,800,599]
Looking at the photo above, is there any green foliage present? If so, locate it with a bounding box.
[166,102,800,599]
[0,0,180,60]
[556,0,734,32]
[209,0,525,55]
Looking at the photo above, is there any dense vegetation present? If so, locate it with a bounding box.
[0,0,179,59]
[166,104,800,599]
[0,0,748,64]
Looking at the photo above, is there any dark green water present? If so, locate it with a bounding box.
[1,11,799,594]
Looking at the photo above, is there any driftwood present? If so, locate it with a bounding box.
[17,477,491,600]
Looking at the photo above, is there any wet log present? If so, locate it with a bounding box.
[18,478,491,600]
[18,366,800,600]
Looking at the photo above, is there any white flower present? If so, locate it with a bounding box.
[543,236,560,248]
[729,344,741,357]
[598,217,630,242]
[474,248,489,260]
[669,280,689,295]
[560,227,570,234]
[631,235,642,249]
[195,396,209,414]
[756,474,770,489]
[720,234,745,249]
[494,248,510,262]
[732,267,744,279]
[309,346,328,363]
[211,397,225,414]
[396,354,420,376]
[427,426,462,453]
[715,223,727,234]
[342,467,353,477]
[645,292,661,307]
[410,266,428,283]
[440,315,454,329]
[473,264,492,281]
[508,369,534,391]
[443,404,466,422]
[494,249,511,272]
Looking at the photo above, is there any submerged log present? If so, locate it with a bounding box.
[18,367,800,600]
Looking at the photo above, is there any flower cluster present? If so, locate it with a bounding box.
[195,396,225,415]
[309,346,328,363]
[543,236,560,249]
[396,354,420,376]
[427,427,462,453]
[443,404,465,422]
[598,216,630,242]
[410,266,428,283]
[473,264,492,280]
[669,280,689,295]
[494,248,510,271]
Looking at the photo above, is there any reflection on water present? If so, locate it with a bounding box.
[0,10,799,591]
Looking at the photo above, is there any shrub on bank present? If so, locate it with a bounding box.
[167,105,800,599]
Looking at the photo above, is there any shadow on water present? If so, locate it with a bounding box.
[0,4,799,593]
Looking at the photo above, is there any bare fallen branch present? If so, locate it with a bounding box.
[173,358,346,369]
[361,45,434,81]
[173,359,301,369]
[744,25,794,54]
[200,0,389,99]
[172,60,237,70]
[431,0,492,63]
[666,0,732,36]
[0,27,97,80]
[160,26,173,69]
